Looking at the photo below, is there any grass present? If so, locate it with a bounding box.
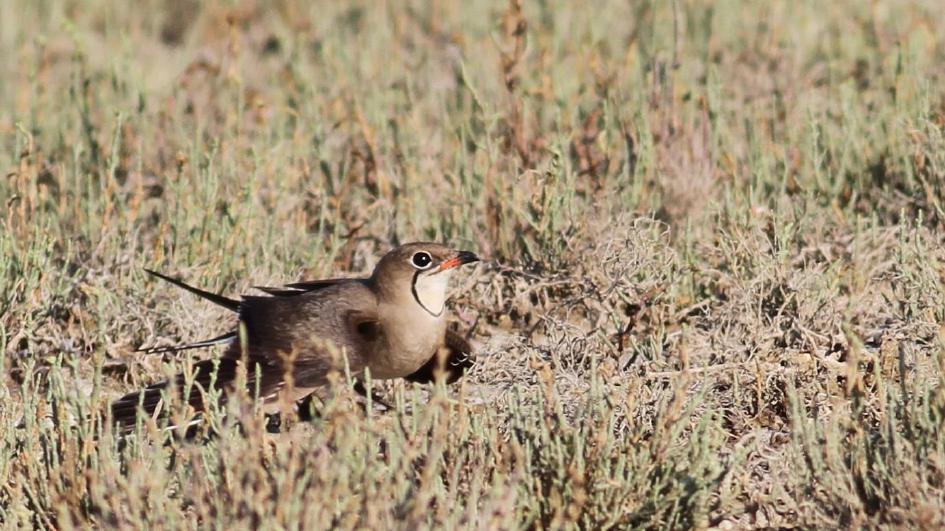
[3,0,945,528]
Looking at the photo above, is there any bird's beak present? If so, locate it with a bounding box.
[436,250,480,272]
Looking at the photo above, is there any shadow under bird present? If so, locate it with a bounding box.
[111,243,479,430]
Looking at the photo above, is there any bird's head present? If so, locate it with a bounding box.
[372,242,479,316]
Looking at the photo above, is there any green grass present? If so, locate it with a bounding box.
[3,0,945,528]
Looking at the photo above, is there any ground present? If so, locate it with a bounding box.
[3,0,945,528]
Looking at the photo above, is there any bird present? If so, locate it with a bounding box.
[110,242,479,431]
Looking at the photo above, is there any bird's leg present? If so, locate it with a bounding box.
[265,382,392,433]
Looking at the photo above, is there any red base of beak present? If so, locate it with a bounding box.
[438,251,480,271]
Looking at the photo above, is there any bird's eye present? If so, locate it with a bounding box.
[411,251,433,269]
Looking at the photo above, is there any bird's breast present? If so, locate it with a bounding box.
[370,302,446,380]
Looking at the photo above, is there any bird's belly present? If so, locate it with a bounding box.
[368,352,429,380]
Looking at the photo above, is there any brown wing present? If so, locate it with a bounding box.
[232,280,379,400]
[113,275,382,430]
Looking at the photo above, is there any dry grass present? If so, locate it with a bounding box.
[3,0,945,528]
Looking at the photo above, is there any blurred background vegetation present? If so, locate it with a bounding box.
[2,0,945,528]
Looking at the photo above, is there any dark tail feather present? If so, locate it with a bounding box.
[144,269,241,312]
[135,331,236,355]
[110,358,240,431]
